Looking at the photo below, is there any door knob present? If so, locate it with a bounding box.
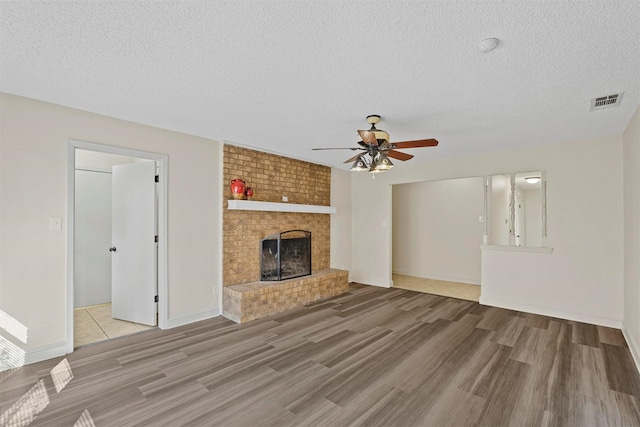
[109,247,117,252]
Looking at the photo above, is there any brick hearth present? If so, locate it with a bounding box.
[222,269,348,324]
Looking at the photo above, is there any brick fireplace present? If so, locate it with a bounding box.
[222,145,348,323]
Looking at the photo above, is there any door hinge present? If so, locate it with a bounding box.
[155,175,159,183]
[154,235,158,243]
[154,295,159,303]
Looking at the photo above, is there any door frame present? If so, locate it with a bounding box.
[66,139,169,354]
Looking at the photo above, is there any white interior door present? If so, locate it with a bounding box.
[111,161,157,325]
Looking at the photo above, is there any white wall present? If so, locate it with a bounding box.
[491,174,510,245]
[330,168,352,276]
[392,177,484,284]
[623,106,640,366]
[76,150,143,172]
[351,134,624,326]
[350,173,392,287]
[523,188,542,248]
[74,170,112,307]
[0,93,222,362]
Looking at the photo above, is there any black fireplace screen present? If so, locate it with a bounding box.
[261,230,311,281]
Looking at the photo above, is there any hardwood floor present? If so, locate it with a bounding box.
[2,284,640,426]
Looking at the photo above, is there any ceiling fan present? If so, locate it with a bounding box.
[312,115,438,173]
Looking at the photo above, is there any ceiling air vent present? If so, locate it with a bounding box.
[591,93,623,111]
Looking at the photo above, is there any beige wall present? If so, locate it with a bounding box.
[623,106,640,366]
[0,93,222,362]
[330,168,352,275]
[351,134,624,326]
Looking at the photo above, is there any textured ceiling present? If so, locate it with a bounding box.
[1,1,639,169]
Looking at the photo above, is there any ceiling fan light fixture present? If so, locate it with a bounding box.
[366,115,381,125]
[368,157,385,173]
[373,130,390,142]
[350,155,368,172]
[375,152,394,170]
[312,115,439,173]
[525,176,540,184]
[368,155,392,173]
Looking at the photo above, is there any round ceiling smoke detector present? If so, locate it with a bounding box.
[477,38,499,53]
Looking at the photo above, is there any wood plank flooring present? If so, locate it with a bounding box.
[2,284,640,426]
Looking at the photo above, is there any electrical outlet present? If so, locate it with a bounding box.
[282,196,288,202]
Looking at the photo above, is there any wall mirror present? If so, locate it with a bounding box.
[486,171,546,248]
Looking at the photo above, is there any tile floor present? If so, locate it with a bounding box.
[74,303,155,348]
[392,274,480,302]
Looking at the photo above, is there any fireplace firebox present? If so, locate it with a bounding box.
[260,230,311,281]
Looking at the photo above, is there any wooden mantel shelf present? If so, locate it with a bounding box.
[227,199,337,214]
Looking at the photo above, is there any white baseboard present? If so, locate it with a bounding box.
[479,297,622,329]
[622,322,640,374]
[164,308,221,329]
[392,269,480,286]
[349,277,392,288]
[25,341,67,365]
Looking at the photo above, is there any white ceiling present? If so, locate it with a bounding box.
[2,1,639,170]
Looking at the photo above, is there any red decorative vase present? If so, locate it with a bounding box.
[230,179,246,200]
[245,187,254,200]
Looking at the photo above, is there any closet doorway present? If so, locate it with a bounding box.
[66,141,169,353]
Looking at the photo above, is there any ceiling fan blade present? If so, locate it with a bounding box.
[312,147,362,150]
[358,130,378,145]
[386,150,414,161]
[391,139,439,149]
[343,153,363,164]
